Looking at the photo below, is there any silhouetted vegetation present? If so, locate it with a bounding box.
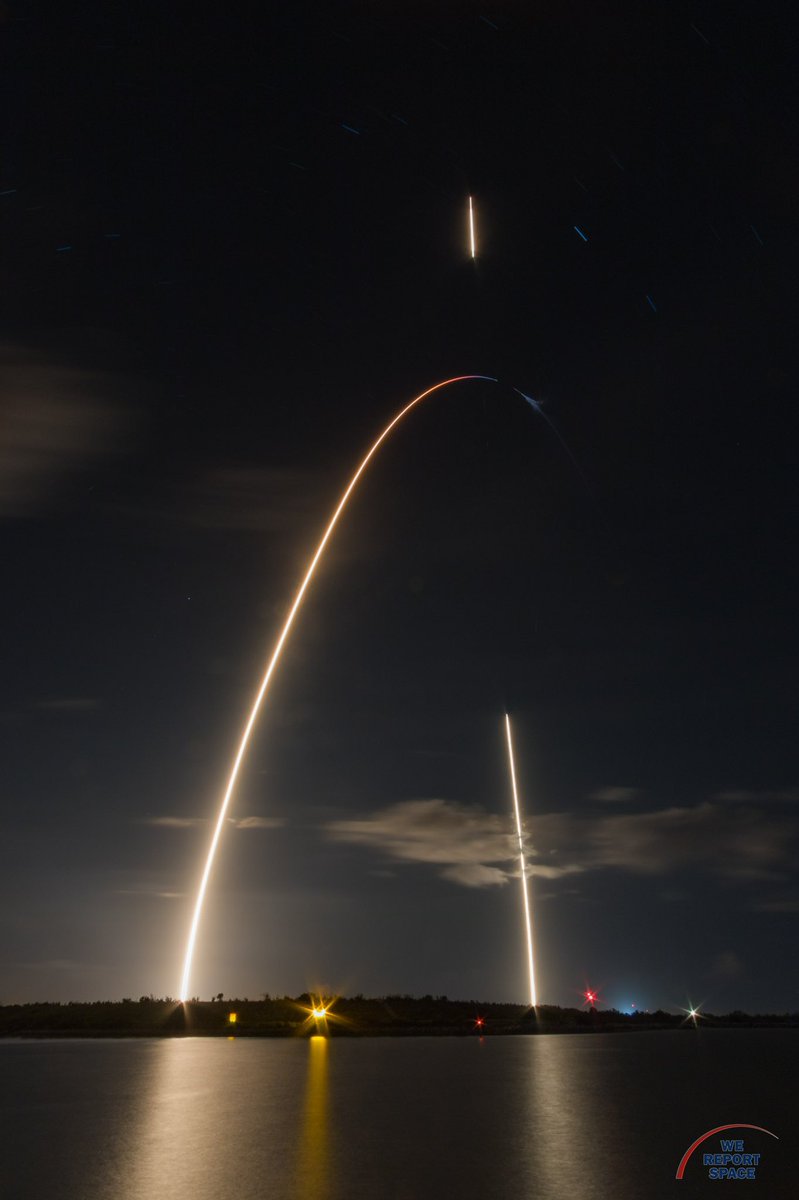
[0,995,797,1038]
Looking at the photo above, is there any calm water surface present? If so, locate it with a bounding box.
[0,1031,793,1199]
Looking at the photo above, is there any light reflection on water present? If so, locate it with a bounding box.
[116,1038,303,1200]
[526,1034,612,1196]
[0,1030,793,1200]
[294,1036,328,1200]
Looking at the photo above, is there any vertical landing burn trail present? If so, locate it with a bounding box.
[504,713,537,1007]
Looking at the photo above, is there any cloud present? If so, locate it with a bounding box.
[325,798,581,888]
[328,799,516,868]
[115,888,183,900]
[144,816,204,829]
[0,344,133,517]
[525,862,584,879]
[441,863,510,888]
[537,888,582,902]
[715,789,799,805]
[232,816,287,830]
[537,801,796,880]
[325,795,799,890]
[588,786,639,803]
[143,814,285,832]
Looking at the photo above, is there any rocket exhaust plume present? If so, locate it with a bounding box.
[468,196,476,259]
[513,387,590,494]
[177,375,496,1001]
[504,713,537,1008]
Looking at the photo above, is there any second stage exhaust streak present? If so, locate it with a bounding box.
[468,195,476,258]
[178,374,496,1001]
[504,713,537,1008]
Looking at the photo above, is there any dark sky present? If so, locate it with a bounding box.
[1,2,797,1010]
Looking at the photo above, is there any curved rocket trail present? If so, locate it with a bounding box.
[178,374,497,1000]
[504,713,537,1008]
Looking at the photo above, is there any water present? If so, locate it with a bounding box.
[0,1031,793,1199]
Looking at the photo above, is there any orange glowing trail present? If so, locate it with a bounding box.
[178,375,496,1000]
[468,195,476,258]
[504,713,537,1008]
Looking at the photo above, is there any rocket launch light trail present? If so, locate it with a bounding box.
[178,374,497,1002]
[504,713,537,1008]
[468,195,476,258]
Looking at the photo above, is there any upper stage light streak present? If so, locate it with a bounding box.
[177,374,497,1001]
[468,195,476,258]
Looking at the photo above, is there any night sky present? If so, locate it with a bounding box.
[2,3,797,1011]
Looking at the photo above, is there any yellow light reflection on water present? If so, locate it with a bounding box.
[294,1036,329,1200]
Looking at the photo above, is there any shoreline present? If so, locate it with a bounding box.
[2,996,796,1039]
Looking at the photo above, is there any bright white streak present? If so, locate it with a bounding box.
[504,713,537,1008]
[468,195,476,258]
[178,374,497,1001]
